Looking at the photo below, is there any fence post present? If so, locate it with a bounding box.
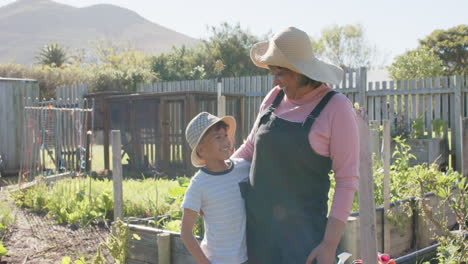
[358,67,367,110]
[356,110,378,264]
[382,120,391,254]
[454,76,463,172]
[157,233,171,264]
[112,130,123,221]
[463,117,468,178]
[369,120,381,161]
[217,77,226,116]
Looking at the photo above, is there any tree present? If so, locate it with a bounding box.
[150,45,206,81]
[90,44,157,92]
[150,22,268,81]
[419,25,468,76]
[36,43,68,67]
[387,46,445,80]
[200,22,268,78]
[312,24,382,70]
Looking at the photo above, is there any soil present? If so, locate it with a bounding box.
[0,186,114,264]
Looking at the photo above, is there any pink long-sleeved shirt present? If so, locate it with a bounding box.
[232,84,359,223]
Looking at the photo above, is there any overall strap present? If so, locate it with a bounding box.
[255,90,285,129]
[269,89,285,112]
[302,91,337,129]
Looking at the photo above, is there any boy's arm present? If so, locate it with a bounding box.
[181,208,210,264]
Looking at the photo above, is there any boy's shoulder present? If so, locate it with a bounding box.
[231,158,251,168]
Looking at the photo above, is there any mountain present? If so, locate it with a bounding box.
[0,0,199,64]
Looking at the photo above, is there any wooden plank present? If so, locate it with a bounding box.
[381,81,388,122]
[368,82,374,121]
[411,80,417,131]
[434,77,441,126]
[441,78,450,141]
[158,233,171,264]
[454,76,463,172]
[463,118,468,178]
[356,109,378,264]
[396,80,403,135]
[382,120,391,254]
[369,120,381,161]
[0,83,7,172]
[375,82,381,124]
[389,81,395,133]
[112,130,123,221]
[246,77,253,134]
[426,78,433,138]
[418,79,425,133]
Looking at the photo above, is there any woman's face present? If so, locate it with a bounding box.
[270,66,302,98]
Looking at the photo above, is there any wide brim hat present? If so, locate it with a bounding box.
[250,26,344,85]
[185,112,236,167]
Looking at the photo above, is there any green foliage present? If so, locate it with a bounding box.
[36,43,68,67]
[61,219,141,264]
[0,63,91,98]
[347,137,466,263]
[0,198,13,262]
[312,23,382,70]
[0,199,14,235]
[0,41,156,97]
[0,242,7,258]
[13,177,183,227]
[151,45,206,81]
[414,165,467,264]
[419,24,468,76]
[89,42,157,92]
[101,220,133,264]
[387,46,445,80]
[431,119,447,138]
[150,22,268,81]
[411,116,428,139]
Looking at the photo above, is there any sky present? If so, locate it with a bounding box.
[1,0,467,65]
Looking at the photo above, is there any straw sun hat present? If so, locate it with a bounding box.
[250,26,344,85]
[185,112,236,167]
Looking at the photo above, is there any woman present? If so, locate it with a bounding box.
[234,27,359,264]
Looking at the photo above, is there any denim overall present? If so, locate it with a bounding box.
[240,89,337,264]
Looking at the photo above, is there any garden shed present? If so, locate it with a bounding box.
[0,78,39,175]
[102,91,244,177]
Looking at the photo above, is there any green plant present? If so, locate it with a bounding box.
[414,165,467,264]
[36,43,68,67]
[12,177,185,228]
[102,220,132,263]
[0,242,7,261]
[411,116,428,139]
[61,219,141,264]
[431,119,447,138]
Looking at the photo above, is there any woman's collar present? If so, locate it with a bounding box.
[284,84,330,105]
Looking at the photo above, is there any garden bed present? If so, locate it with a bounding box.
[124,192,458,264]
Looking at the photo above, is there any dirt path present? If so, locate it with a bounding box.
[1,190,113,264]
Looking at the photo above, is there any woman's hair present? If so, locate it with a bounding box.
[297,74,322,88]
[269,65,323,88]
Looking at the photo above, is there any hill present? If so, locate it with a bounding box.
[0,0,199,64]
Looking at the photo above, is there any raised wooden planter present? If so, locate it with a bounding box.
[340,193,457,261]
[126,224,199,264]
[126,192,456,264]
[391,138,449,169]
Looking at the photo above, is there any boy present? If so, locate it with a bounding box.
[181,112,250,264]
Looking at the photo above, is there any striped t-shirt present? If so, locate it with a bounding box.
[181,158,250,264]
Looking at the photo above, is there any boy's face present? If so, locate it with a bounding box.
[197,127,233,163]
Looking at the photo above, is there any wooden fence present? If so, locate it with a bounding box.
[56,84,88,107]
[56,70,468,171]
[0,78,39,175]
